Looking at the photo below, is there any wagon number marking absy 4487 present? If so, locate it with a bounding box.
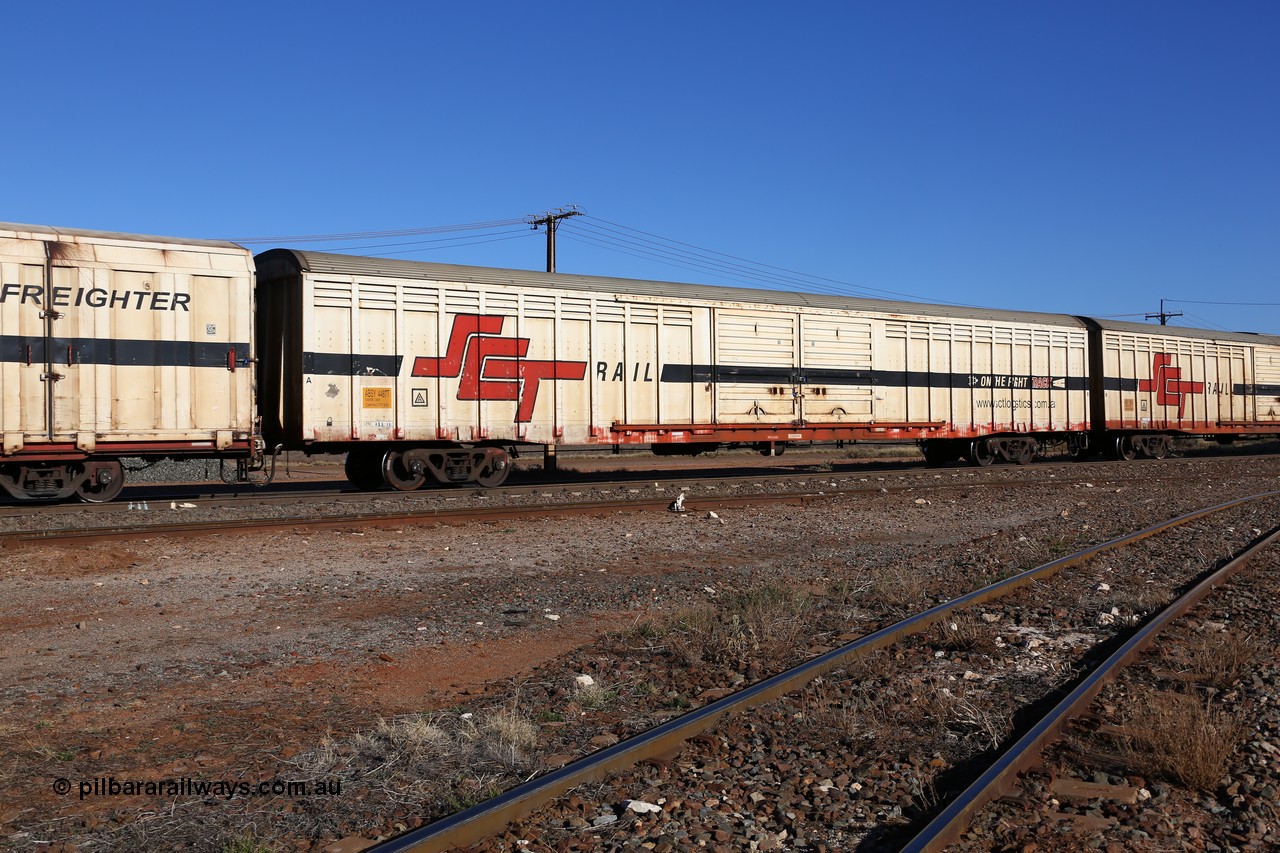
[1138,353,1204,416]
[410,314,588,422]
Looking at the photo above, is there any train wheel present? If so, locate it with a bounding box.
[969,438,996,467]
[1114,435,1136,461]
[1150,437,1169,459]
[1011,440,1035,465]
[381,451,426,491]
[474,449,511,488]
[344,448,384,490]
[1067,433,1090,461]
[75,460,125,503]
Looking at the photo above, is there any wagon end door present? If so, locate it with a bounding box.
[44,264,89,444]
[0,257,51,447]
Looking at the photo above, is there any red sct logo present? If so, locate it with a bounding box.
[1138,353,1203,416]
[410,314,587,422]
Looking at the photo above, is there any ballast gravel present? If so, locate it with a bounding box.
[0,451,1278,851]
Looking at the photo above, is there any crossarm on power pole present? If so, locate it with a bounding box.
[1146,298,1184,326]
[526,206,582,273]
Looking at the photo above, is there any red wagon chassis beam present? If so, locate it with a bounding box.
[1101,420,1280,435]
[607,421,1089,444]
[1213,420,1280,431]
[609,421,945,443]
[0,440,256,461]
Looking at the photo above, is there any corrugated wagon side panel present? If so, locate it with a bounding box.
[303,278,355,443]
[1255,346,1280,422]
[399,283,440,440]
[626,304,660,427]
[1101,328,1256,433]
[876,316,1088,438]
[554,297,591,443]
[656,307,690,426]
[589,299,627,440]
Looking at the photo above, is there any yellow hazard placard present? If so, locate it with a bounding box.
[362,387,393,409]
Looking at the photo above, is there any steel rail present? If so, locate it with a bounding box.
[899,518,1280,851]
[364,490,1280,853]
[0,465,1109,519]
[3,448,1264,520]
[0,464,1248,547]
[0,490,844,548]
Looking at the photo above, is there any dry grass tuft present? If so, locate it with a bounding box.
[573,681,618,711]
[1093,581,1172,622]
[475,709,540,766]
[866,564,930,611]
[825,577,875,609]
[1177,630,1266,689]
[640,583,812,668]
[932,611,999,655]
[296,706,541,800]
[810,671,1010,755]
[943,691,1011,751]
[1119,690,1248,791]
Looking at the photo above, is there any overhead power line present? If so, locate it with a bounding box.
[1181,312,1234,333]
[565,215,974,306]
[225,219,526,245]
[227,212,987,309]
[345,231,536,259]
[308,228,533,256]
[1166,299,1280,307]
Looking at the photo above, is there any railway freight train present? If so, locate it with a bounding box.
[2,222,1279,502]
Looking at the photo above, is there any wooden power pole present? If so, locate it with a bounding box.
[527,206,582,272]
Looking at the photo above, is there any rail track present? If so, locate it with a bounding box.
[3,448,1276,522]
[359,491,1280,853]
[4,453,1275,547]
[0,471,1246,549]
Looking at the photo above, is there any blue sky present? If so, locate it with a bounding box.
[3,2,1277,332]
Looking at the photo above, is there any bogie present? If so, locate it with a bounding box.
[343,445,513,491]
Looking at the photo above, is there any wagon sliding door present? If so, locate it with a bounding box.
[799,316,873,424]
[713,310,798,424]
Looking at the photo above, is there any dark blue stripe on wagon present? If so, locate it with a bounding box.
[660,364,1090,391]
[2,335,249,368]
[1101,378,1280,397]
[1236,383,1280,397]
[303,352,404,376]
